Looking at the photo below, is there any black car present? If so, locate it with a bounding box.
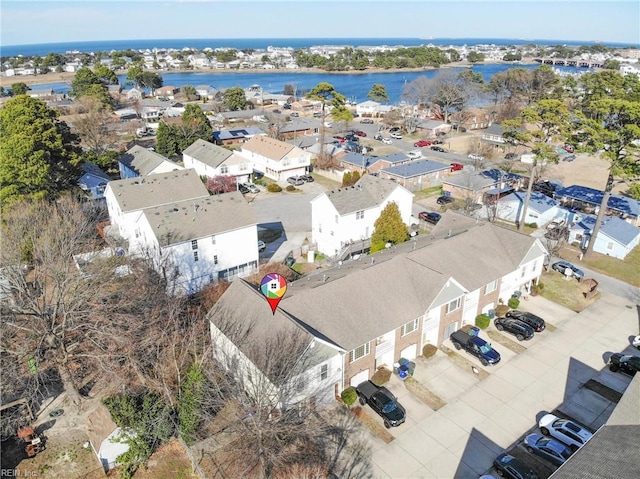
[494,317,535,341]
[505,153,519,160]
[608,353,640,376]
[300,174,314,182]
[505,310,546,332]
[356,380,406,428]
[431,146,446,152]
[436,195,454,205]
[533,180,559,197]
[551,261,584,280]
[238,184,250,194]
[360,118,374,124]
[493,453,539,479]
[418,211,441,225]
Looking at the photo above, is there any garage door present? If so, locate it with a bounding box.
[400,344,417,361]
[349,369,370,387]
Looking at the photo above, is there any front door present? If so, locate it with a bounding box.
[443,321,458,344]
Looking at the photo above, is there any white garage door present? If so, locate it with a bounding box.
[349,369,370,387]
[400,344,417,361]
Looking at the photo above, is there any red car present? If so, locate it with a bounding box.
[414,140,432,147]
[354,130,367,137]
[450,162,464,171]
[333,135,346,143]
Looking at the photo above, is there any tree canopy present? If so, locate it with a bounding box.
[223,86,247,111]
[0,95,82,205]
[367,83,389,103]
[371,202,408,252]
[156,104,212,157]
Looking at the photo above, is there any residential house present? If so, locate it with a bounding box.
[77,162,111,201]
[118,145,184,179]
[209,220,547,404]
[355,100,395,117]
[554,185,640,227]
[239,135,311,181]
[496,191,564,227]
[378,160,452,191]
[452,108,493,131]
[442,169,525,205]
[131,191,259,295]
[415,120,451,138]
[481,123,508,145]
[195,85,219,100]
[208,280,343,409]
[154,85,180,99]
[213,127,266,146]
[278,118,322,140]
[183,139,253,182]
[104,168,209,245]
[340,152,413,175]
[568,215,640,259]
[140,107,161,122]
[86,404,131,472]
[310,175,413,257]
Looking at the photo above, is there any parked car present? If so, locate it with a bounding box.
[437,195,454,205]
[283,103,292,110]
[533,180,559,197]
[258,240,266,252]
[253,170,264,180]
[562,154,576,162]
[505,153,519,160]
[242,183,260,194]
[493,453,538,479]
[608,353,640,376]
[390,133,403,140]
[374,133,383,141]
[290,112,299,117]
[468,153,485,161]
[432,139,444,144]
[633,335,640,350]
[418,211,441,225]
[538,414,593,451]
[450,330,501,366]
[354,130,367,137]
[345,134,360,142]
[414,140,432,147]
[494,318,535,341]
[334,135,346,142]
[356,380,406,428]
[300,174,314,182]
[360,118,374,124]
[389,127,400,133]
[287,176,305,186]
[551,261,584,280]
[431,146,446,152]
[450,162,464,171]
[382,137,393,144]
[238,184,250,194]
[505,310,545,332]
[407,150,421,159]
[524,433,573,467]
[563,144,575,153]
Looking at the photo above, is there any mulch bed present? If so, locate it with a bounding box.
[487,330,527,354]
[350,406,395,443]
[440,345,490,380]
[403,377,446,411]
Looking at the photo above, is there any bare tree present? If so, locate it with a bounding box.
[71,96,118,154]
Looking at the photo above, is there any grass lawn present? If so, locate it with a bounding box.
[538,271,600,312]
[413,185,442,201]
[559,244,640,287]
[311,172,341,190]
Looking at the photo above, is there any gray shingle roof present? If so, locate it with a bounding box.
[182,139,233,169]
[108,168,210,213]
[142,191,257,246]
[503,191,560,214]
[242,135,296,161]
[572,215,640,246]
[324,175,402,215]
[119,145,182,176]
[381,160,450,178]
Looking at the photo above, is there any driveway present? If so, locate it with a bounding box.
[366,291,638,478]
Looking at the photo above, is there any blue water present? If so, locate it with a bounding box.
[2,37,636,58]
[26,63,588,106]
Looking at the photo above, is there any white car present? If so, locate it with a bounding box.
[538,413,593,451]
[258,240,266,252]
[390,133,403,140]
[468,153,485,161]
[633,335,640,349]
[407,150,421,159]
[381,137,393,144]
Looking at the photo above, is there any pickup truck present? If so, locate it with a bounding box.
[450,330,501,366]
[355,380,406,428]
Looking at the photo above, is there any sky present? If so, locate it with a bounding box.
[0,0,638,47]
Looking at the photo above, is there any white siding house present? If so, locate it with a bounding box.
[183,139,253,182]
[239,136,311,181]
[311,175,414,257]
[104,169,210,245]
[497,191,564,227]
[118,145,184,179]
[568,215,640,260]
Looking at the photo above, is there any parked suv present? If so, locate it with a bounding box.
[505,310,545,332]
[493,453,538,479]
[494,317,534,341]
[437,195,454,205]
[418,211,441,225]
[538,414,593,451]
[287,176,305,186]
[608,353,640,376]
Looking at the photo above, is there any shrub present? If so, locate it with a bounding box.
[267,183,282,193]
[526,222,539,229]
[285,185,296,192]
[340,386,357,406]
[475,314,490,329]
[371,367,392,385]
[531,282,544,295]
[508,297,520,309]
[495,304,509,317]
[422,343,438,359]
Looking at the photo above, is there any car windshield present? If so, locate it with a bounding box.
[382,401,398,413]
[479,343,492,354]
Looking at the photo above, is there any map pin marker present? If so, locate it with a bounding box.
[260,273,287,315]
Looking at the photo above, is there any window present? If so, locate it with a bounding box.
[211,236,216,245]
[485,279,497,294]
[349,342,370,362]
[320,364,328,380]
[296,375,307,392]
[356,210,364,220]
[521,267,526,278]
[220,165,228,174]
[193,251,199,262]
[335,215,339,224]
[239,163,247,171]
[318,223,322,233]
[446,298,461,314]
[402,319,419,336]
[282,158,290,166]
[191,239,198,250]
[214,255,218,265]
[607,242,614,250]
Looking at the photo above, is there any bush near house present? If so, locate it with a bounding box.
[340,387,357,406]
[371,367,392,385]
[422,344,438,359]
[495,304,509,317]
[508,297,520,309]
[475,314,490,329]
[267,183,282,192]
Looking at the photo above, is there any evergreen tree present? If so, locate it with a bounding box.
[371,202,408,253]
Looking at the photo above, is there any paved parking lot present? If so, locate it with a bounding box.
[359,291,638,478]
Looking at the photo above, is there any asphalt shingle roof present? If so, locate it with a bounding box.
[572,215,640,246]
[142,191,256,246]
[242,135,296,161]
[503,191,560,214]
[381,160,450,178]
[119,145,182,176]
[182,139,233,169]
[324,175,402,215]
